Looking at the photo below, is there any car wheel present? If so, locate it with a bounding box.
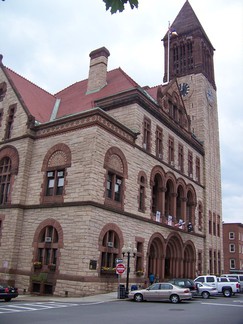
[4,298,11,302]
[223,289,232,297]
[170,294,180,304]
[201,291,210,299]
[134,293,143,302]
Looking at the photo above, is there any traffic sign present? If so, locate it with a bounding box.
[116,263,126,274]
[116,258,123,264]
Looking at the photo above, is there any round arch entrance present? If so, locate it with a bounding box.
[147,234,165,281]
[147,233,196,281]
[183,242,196,278]
[165,234,184,279]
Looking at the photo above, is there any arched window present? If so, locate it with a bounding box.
[186,191,194,223]
[34,226,59,269]
[104,147,127,209]
[0,146,19,205]
[138,173,147,212]
[152,174,162,215]
[41,144,71,203]
[198,202,203,231]
[0,157,11,205]
[100,230,120,274]
[176,185,184,222]
[165,179,174,217]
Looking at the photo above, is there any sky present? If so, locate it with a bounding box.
[0,0,242,223]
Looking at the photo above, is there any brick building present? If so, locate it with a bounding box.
[223,223,243,273]
[0,1,223,296]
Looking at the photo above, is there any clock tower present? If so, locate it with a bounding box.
[162,1,223,275]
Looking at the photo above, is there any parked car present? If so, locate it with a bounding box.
[128,282,192,303]
[195,282,218,299]
[194,275,240,297]
[221,274,243,292]
[0,283,18,302]
[168,278,197,296]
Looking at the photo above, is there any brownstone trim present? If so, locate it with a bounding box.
[103,147,128,210]
[166,231,184,251]
[103,147,128,178]
[40,143,71,204]
[150,165,166,187]
[98,223,124,248]
[165,172,177,188]
[32,218,64,248]
[41,143,71,172]
[0,145,19,175]
[184,240,196,259]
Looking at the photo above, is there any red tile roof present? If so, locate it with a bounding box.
[3,64,157,124]
[54,68,140,119]
[4,67,56,123]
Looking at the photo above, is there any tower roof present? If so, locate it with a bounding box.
[167,1,214,49]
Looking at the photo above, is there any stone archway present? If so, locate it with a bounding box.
[147,233,165,281]
[165,234,184,279]
[183,242,196,278]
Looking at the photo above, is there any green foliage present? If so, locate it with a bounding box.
[103,0,139,14]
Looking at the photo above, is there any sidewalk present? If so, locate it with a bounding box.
[16,291,120,303]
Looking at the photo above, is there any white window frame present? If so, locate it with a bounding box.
[230,259,236,269]
[229,232,235,240]
[229,243,235,253]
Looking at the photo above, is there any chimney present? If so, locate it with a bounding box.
[86,47,110,94]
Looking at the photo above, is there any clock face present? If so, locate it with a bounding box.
[206,89,214,104]
[179,83,190,97]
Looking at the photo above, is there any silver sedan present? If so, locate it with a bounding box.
[195,282,218,299]
[128,282,192,303]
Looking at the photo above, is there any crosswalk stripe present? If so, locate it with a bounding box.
[0,301,79,314]
[0,307,21,313]
[6,305,38,310]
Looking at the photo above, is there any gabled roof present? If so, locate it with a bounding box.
[1,61,141,124]
[3,66,56,123]
[54,67,140,119]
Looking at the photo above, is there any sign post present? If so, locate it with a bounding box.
[116,263,126,299]
[116,263,126,275]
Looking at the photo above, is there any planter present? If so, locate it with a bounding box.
[100,269,116,275]
[33,263,42,269]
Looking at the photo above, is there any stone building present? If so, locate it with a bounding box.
[0,1,223,296]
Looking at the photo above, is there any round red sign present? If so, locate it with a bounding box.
[116,263,126,274]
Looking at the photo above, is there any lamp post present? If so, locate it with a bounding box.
[122,242,137,298]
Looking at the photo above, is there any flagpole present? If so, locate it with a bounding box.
[167,21,170,83]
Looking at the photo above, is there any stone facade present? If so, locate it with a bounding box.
[0,2,223,296]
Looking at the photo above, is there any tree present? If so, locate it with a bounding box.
[103,0,139,14]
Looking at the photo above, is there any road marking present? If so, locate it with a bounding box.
[0,307,21,313]
[201,302,243,308]
[5,305,39,310]
[0,302,79,314]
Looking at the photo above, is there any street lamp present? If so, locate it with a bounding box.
[122,242,137,298]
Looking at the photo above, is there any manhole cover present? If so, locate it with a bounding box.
[169,309,185,311]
